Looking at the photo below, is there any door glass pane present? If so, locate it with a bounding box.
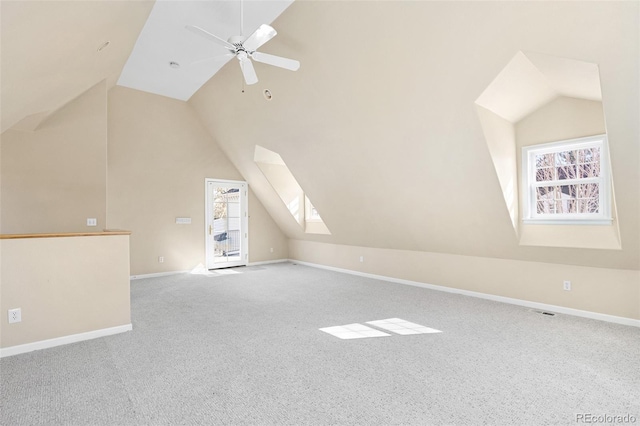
[213,198,228,263]
[225,188,241,261]
[207,181,247,270]
[212,186,243,264]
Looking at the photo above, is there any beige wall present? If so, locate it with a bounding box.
[516,97,606,148]
[290,240,640,321]
[248,190,289,262]
[107,87,287,275]
[190,1,639,271]
[0,235,131,348]
[1,81,107,234]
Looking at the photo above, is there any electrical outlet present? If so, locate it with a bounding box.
[270,248,274,253]
[359,256,364,263]
[86,218,97,226]
[563,280,571,291]
[158,256,164,263]
[8,308,21,324]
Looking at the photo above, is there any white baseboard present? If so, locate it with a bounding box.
[0,324,133,358]
[248,259,289,267]
[130,261,289,279]
[130,270,189,280]
[290,260,640,328]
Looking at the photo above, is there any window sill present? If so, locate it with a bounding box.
[518,221,621,249]
[522,218,613,226]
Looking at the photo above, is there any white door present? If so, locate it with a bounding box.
[205,179,248,269]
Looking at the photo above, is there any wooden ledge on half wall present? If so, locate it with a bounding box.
[0,230,132,239]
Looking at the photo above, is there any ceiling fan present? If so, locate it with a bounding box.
[185,4,300,85]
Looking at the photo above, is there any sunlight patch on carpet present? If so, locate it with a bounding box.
[367,318,442,335]
[319,323,391,340]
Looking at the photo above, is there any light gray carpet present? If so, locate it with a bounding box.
[1,262,639,425]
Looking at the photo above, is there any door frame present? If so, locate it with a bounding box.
[205,178,249,269]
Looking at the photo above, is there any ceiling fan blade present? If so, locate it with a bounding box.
[250,52,300,71]
[190,53,235,66]
[239,57,258,85]
[185,25,235,50]
[243,24,277,52]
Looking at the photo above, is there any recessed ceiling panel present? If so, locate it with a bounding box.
[117,0,293,100]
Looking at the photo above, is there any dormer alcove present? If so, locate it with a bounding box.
[476,52,620,249]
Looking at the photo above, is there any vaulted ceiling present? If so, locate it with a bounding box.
[0,0,292,132]
[0,0,154,132]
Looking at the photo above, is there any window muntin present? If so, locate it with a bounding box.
[522,135,611,223]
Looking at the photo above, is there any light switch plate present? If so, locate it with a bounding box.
[175,217,192,224]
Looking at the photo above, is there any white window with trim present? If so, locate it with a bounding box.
[522,135,611,224]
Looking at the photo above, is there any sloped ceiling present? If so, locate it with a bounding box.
[475,51,558,124]
[117,0,293,100]
[475,51,602,123]
[190,1,639,270]
[0,0,154,133]
[0,0,293,132]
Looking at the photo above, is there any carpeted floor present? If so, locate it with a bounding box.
[1,262,639,425]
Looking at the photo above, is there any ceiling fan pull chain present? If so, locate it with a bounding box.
[240,0,244,36]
